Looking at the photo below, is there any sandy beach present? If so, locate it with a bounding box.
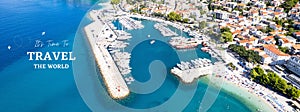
[200,72,276,112]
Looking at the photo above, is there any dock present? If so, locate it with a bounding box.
[154,23,177,37]
[171,58,213,83]
[118,17,144,30]
[84,10,130,99]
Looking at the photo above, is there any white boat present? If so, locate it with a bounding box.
[150,40,155,44]
[7,45,11,50]
[147,35,151,38]
[42,32,46,36]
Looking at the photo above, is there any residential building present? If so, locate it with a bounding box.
[291,44,300,54]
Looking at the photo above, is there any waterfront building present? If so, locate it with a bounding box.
[263,44,290,65]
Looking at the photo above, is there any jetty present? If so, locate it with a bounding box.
[118,17,144,30]
[154,23,177,37]
[169,36,201,49]
[171,58,213,83]
[84,10,130,99]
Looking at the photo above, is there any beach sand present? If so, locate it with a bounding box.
[201,75,275,112]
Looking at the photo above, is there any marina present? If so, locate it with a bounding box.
[154,23,178,37]
[171,58,213,83]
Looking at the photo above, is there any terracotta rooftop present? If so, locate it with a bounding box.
[281,38,289,43]
[294,32,300,36]
[264,44,289,56]
[292,44,300,50]
[262,54,270,58]
[251,48,262,52]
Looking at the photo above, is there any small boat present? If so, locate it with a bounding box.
[7,45,11,50]
[201,47,210,52]
[147,35,151,38]
[42,31,46,36]
[150,40,155,44]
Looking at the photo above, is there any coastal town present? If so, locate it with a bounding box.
[83,0,300,111]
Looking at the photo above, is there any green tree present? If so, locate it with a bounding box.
[221,27,231,33]
[111,0,121,5]
[183,18,189,23]
[278,46,289,53]
[199,21,207,29]
[251,66,300,99]
[221,32,233,43]
[167,12,182,21]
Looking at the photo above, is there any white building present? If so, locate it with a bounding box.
[264,44,290,65]
[285,56,300,76]
[215,10,228,20]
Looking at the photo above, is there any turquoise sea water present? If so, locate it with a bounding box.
[0,0,254,111]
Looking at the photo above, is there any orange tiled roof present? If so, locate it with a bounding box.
[274,12,281,15]
[239,39,253,43]
[269,32,277,35]
[277,34,285,37]
[237,3,245,6]
[252,48,262,52]
[292,44,300,50]
[262,54,270,58]
[281,38,289,43]
[294,32,300,35]
[232,30,241,35]
[264,36,274,41]
[264,44,289,56]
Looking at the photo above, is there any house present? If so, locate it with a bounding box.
[237,0,250,4]
[249,9,259,17]
[275,7,284,12]
[236,3,246,9]
[291,44,300,54]
[293,32,300,39]
[262,36,275,44]
[278,38,292,48]
[267,6,275,11]
[286,36,298,44]
[226,2,237,9]
[232,10,240,17]
[270,24,282,31]
[256,2,266,9]
[294,22,300,29]
[264,44,290,64]
[261,54,273,64]
[215,10,229,20]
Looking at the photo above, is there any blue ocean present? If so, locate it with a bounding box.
[0,0,253,111]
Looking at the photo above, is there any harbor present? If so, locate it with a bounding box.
[171,58,213,83]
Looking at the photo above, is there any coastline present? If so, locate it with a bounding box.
[87,2,277,111]
[202,75,275,112]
